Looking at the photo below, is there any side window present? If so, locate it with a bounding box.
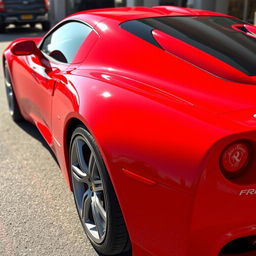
[40,21,92,63]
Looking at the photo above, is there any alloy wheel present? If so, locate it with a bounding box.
[4,64,14,115]
[70,135,107,243]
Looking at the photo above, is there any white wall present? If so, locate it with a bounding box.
[215,0,229,14]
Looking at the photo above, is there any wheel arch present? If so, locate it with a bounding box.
[63,117,114,193]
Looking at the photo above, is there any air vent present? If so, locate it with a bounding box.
[232,24,256,38]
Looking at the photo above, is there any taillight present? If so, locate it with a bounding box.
[220,141,251,178]
[44,0,49,11]
[0,1,5,12]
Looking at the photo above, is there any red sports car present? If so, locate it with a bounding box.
[3,6,256,256]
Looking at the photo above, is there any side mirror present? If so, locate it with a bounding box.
[11,40,39,56]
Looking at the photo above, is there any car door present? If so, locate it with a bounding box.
[26,21,93,146]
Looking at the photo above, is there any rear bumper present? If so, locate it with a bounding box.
[188,131,256,256]
[0,12,48,24]
[189,222,256,256]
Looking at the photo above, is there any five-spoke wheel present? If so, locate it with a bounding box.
[70,126,130,255]
[71,135,107,243]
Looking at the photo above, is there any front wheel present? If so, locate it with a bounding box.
[4,62,23,122]
[69,126,131,255]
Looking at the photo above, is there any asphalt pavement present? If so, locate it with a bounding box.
[0,26,98,256]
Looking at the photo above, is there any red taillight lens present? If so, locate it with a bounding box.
[220,141,251,177]
[0,1,5,12]
[44,0,49,11]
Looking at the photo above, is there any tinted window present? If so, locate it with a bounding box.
[121,16,256,76]
[41,21,92,63]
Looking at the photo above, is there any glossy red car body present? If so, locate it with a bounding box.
[3,6,256,256]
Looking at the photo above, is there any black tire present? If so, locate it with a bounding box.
[4,62,23,122]
[41,21,50,31]
[69,126,131,255]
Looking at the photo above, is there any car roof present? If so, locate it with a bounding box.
[70,6,230,23]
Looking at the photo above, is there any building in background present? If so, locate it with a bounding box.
[49,0,256,25]
[50,0,115,25]
[191,0,256,23]
[125,0,255,22]
[228,0,256,23]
